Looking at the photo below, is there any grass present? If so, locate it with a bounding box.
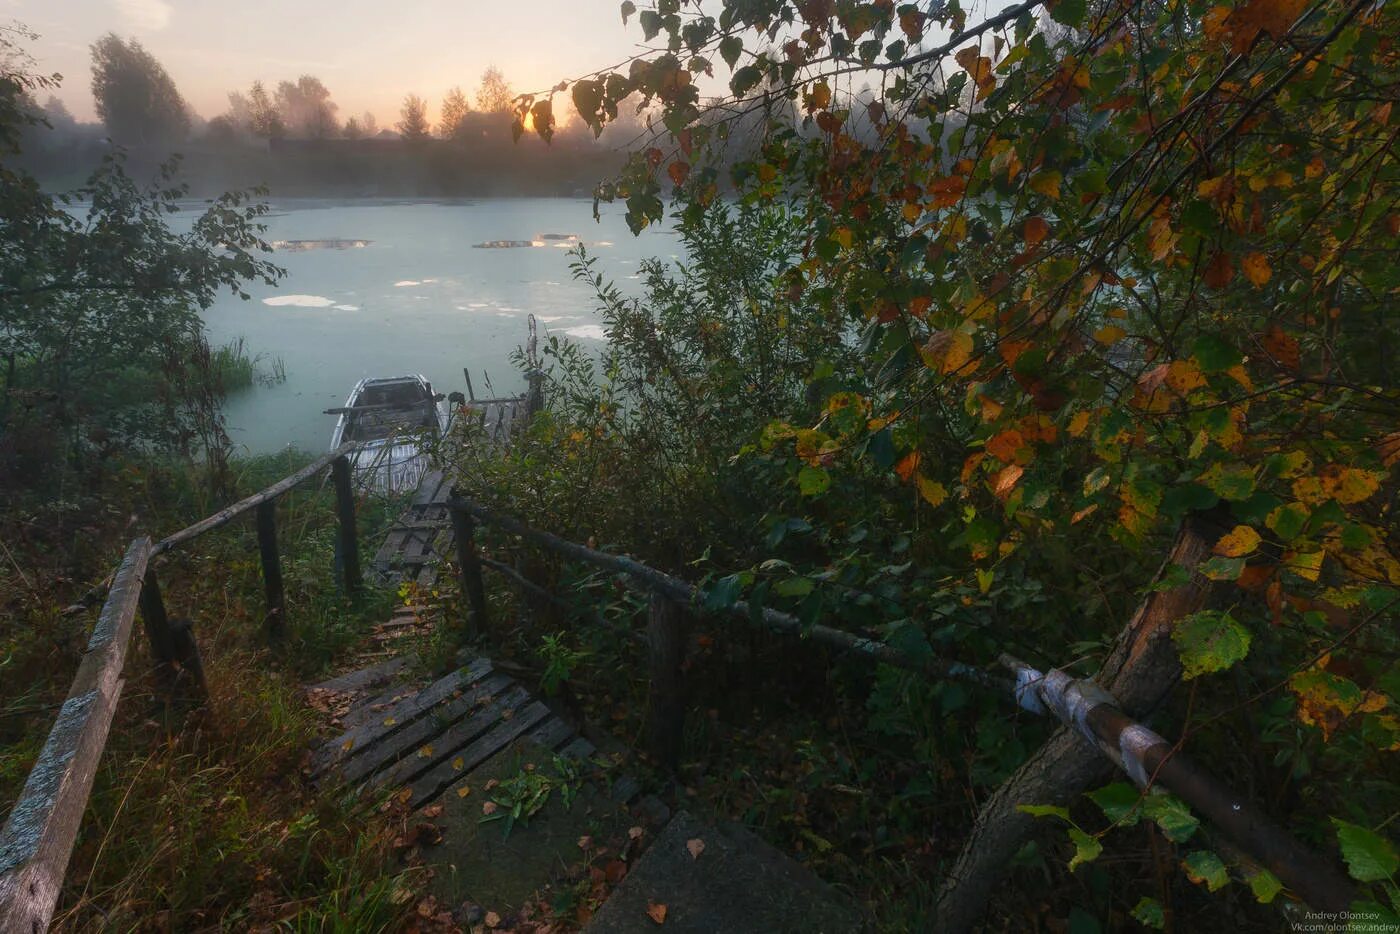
[208,337,287,392]
[0,448,424,930]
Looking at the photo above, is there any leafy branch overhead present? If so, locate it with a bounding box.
[509,0,1399,919]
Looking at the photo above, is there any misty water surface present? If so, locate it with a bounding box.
[196,198,677,454]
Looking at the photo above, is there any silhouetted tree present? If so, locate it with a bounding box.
[89,33,188,145]
[342,115,363,139]
[359,111,379,137]
[438,85,470,139]
[397,94,430,141]
[275,75,338,138]
[247,81,282,139]
[475,66,512,113]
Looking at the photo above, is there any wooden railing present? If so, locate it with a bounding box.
[447,493,1358,914]
[0,445,363,932]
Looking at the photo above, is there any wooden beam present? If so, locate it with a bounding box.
[155,443,355,555]
[0,537,151,933]
[449,494,1008,691]
[646,594,688,768]
[449,506,487,640]
[256,500,286,642]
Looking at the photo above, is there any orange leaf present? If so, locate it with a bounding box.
[1261,323,1299,370]
[686,838,706,859]
[667,161,690,185]
[646,902,668,924]
[1241,252,1271,287]
[992,464,1024,499]
[1203,251,1233,288]
[1023,215,1050,248]
[894,451,921,481]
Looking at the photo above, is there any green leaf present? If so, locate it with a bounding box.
[620,0,636,24]
[1086,783,1142,825]
[703,573,744,611]
[1192,334,1243,373]
[774,576,814,598]
[1131,897,1166,929]
[1068,828,1102,871]
[1173,610,1251,679]
[1198,555,1245,581]
[1333,819,1399,882]
[1142,792,1199,842]
[1266,502,1309,541]
[797,465,831,496]
[1016,803,1071,822]
[1050,0,1086,27]
[719,35,743,69]
[1182,850,1229,891]
[731,65,762,96]
[639,9,662,40]
[1246,867,1283,903]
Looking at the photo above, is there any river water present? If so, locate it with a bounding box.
[199,198,676,454]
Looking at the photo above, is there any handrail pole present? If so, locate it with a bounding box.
[0,538,152,932]
[646,593,688,768]
[449,499,487,639]
[331,455,362,597]
[139,567,177,698]
[138,567,205,704]
[256,500,286,642]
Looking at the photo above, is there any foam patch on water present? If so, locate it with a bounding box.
[467,303,489,309]
[333,304,360,311]
[537,315,579,323]
[263,294,336,307]
[496,312,517,318]
[564,325,606,340]
[394,280,421,287]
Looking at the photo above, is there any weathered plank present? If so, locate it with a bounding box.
[368,684,535,792]
[308,656,409,695]
[157,444,354,555]
[408,701,553,807]
[0,537,152,934]
[526,716,577,754]
[338,674,518,785]
[311,660,491,777]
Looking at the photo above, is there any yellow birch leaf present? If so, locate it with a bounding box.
[916,474,948,506]
[1214,525,1262,557]
[1094,325,1127,345]
[1029,170,1062,199]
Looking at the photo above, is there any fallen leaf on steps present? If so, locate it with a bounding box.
[646,901,668,924]
[686,838,705,859]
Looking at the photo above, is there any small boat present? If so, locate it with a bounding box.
[327,375,448,493]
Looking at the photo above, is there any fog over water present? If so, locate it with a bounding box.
[194,197,677,454]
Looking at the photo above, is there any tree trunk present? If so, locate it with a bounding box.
[935,510,1227,932]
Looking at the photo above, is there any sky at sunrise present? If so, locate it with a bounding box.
[7,0,646,125]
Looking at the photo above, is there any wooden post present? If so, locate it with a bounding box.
[256,499,286,642]
[139,567,177,699]
[646,592,688,768]
[168,619,207,702]
[526,369,544,418]
[449,500,487,639]
[331,455,362,597]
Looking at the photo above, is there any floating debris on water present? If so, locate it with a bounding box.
[262,294,336,307]
[272,239,371,251]
[563,324,606,340]
[473,233,582,249]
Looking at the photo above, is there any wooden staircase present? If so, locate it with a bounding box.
[302,470,866,932]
